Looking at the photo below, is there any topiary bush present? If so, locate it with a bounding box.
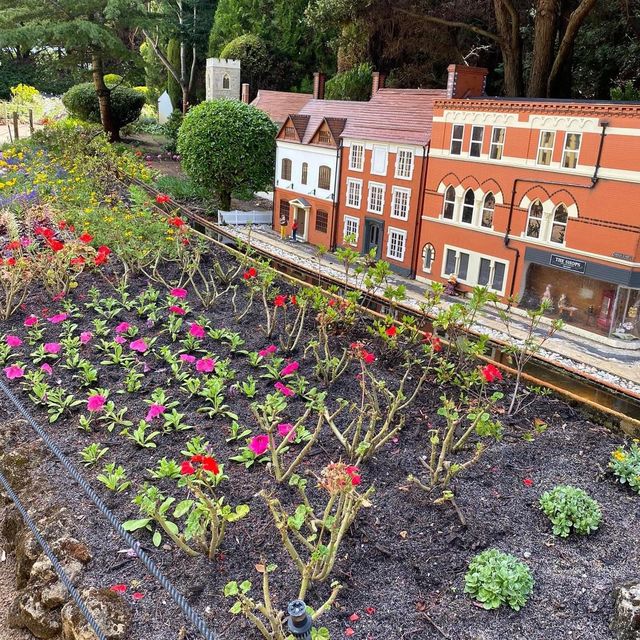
[163,109,184,153]
[62,83,146,132]
[464,549,534,611]
[177,99,277,210]
[325,63,373,101]
[539,485,602,537]
[609,442,640,494]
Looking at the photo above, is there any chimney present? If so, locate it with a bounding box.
[241,83,250,104]
[372,72,386,94]
[313,72,326,100]
[446,64,489,99]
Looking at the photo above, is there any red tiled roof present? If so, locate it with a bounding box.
[296,100,369,144]
[341,88,449,145]
[251,90,313,124]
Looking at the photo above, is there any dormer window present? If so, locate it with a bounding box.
[317,130,332,145]
[284,126,296,139]
[222,74,230,89]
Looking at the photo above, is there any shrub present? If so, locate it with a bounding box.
[163,109,183,153]
[539,485,602,537]
[325,63,372,101]
[104,74,125,88]
[464,549,533,611]
[62,82,146,132]
[220,34,270,98]
[609,442,640,493]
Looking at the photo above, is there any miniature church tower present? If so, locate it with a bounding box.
[206,58,241,101]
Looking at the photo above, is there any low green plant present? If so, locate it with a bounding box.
[97,463,131,492]
[464,548,533,611]
[609,442,640,493]
[539,485,602,537]
[79,443,109,466]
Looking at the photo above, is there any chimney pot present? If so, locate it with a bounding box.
[371,72,386,95]
[241,83,250,104]
[313,72,326,100]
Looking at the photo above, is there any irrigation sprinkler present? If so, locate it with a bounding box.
[287,600,313,640]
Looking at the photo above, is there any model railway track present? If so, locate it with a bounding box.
[123,176,640,426]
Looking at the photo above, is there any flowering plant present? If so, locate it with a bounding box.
[609,442,640,494]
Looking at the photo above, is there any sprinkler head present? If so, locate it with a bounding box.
[287,599,312,639]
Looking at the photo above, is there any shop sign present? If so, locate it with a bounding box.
[612,252,632,261]
[549,254,586,274]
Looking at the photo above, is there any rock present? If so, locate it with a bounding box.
[15,526,43,588]
[8,591,62,638]
[61,588,132,640]
[0,503,22,550]
[611,581,640,639]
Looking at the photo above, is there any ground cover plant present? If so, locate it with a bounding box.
[0,124,638,640]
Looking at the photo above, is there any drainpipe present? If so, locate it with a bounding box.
[329,140,344,251]
[410,141,430,278]
[503,121,608,298]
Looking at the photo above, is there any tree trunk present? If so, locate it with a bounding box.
[219,190,232,211]
[181,86,190,114]
[493,0,524,96]
[91,53,119,142]
[527,0,560,97]
[548,0,577,97]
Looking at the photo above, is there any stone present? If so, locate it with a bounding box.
[8,591,62,638]
[15,527,43,588]
[611,581,640,640]
[61,588,132,640]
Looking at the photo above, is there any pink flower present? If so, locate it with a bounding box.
[130,338,148,353]
[248,434,269,456]
[80,331,93,344]
[258,345,277,358]
[110,584,127,594]
[274,382,294,397]
[279,361,299,377]
[115,322,130,334]
[145,404,166,422]
[47,313,68,324]
[114,335,126,344]
[180,354,196,363]
[189,323,205,339]
[523,478,534,487]
[196,357,215,373]
[277,423,295,441]
[481,364,503,383]
[40,363,53,376]
[24,315,38,327]
[170,288,188,299]
[44,342,61,354]
[131,592,144,601]
[6,335,22,348]
[4,365,24,379]
[87,394,106,412]
[169,305,185,315]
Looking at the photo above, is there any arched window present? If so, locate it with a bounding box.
[481,193,495,228]
[281,158,292,181]
[301,162,308,185]
[222,73,230,89]
[318,165,331,190]
[442,186,456,219]
[526,200,543,238]
[422,243,435,273]
[550,204,568,244]
[461,189,475,224]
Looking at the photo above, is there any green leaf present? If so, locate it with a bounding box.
[239,580,251,594]
[173,499,194,518]
[152,530,162,547]
[224,581,239,597]
[229,601,242,614]
[122,518,151,532]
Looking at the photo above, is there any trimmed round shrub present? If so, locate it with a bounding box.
[539,485,602,537]
[464,549,534,611]
[62,82,145,130]
[610,442,640,494]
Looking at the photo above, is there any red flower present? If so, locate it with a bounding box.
[6,240,20,250]
[328,299,336,307]
[273,294,287,307]
[349,613,360,622]
[94,253,108,266]
[345,465,361,486]
[58,221,67,229]
[168,216,185,227]
[97,245,111,256]
[35,226,54,239]
[47,238,64,252]
[79,233,93,243]
[70,256,85,266]
[156,193,170,204]
[131,592,144,601]
[180,461,195,475]
[365,607,376,615]
[290,295,297,305]
[7,258,16,266]
[385,325,397,337]
[481,363,503,383]
[243,267,257,280]
[201,456,220,474]
[523,478,534,487]
[362,350,375,364]
[110,584,127,594]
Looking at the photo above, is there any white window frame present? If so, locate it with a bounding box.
[489,127,505,160]
[386,227,407,262]
[395,147,414,180]
[422,243,435,273]
[469,126,484,157]
[349,143,364,171]
[371,145,388,176]
[480,193,495,229]
[450,125,464,155]
[561,132,582,169]
[460,189,475,225]
[343,216,360,244]
[391,187,411,220]
[525,200,544,240]
[442,244,509,296]
[367,182,385,215]
[477,257,508,294]
[536,130,556,166]
[442,186,456,220]
[345,178,362,209]
[549,204,568,245]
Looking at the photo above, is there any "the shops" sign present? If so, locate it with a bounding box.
[549,254,587,274]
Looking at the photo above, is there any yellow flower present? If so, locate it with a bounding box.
[613,450,626,462]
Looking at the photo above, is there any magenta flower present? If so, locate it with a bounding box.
[80,331,93,344]
[87,394,106,412]
[115,322,130,334]
[258,345,277,358]
[274,382,294,397]
[169,305,185,315]
[129,338,148,353]
[40,363,53,376]
[4,365,24,379]
[280,361,299,377]
[189,323,205,339]
[180,354,196,363]
[114,335,126,344]
[196,357,215,373]
[6,335,22,348]
[24,315,38,327]
[248,434,269,456]
[47,313,68,324]
[145,404,166,422]
[21,236,32,247]
[44,342,61,354]
[170,288,188,299]
[278,422,296,441]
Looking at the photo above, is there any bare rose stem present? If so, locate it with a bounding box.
[150,508,199,558]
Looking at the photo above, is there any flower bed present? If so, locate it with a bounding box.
[0,126,638,640]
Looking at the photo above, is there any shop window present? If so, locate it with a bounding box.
[470,126,484,157]
[461,189,475,224]
[562,133,581,168]
[490,127,505,160]
[450,125,464,155]
[537,130,555,165]
[318,165,331,190]
[315,209,328,233]
[442,186,456,219]
[550,204,568,244]
[301,162,308,185]
[422,243,435,273]
[281,158,292,181]
[526,200,543,238]
[481,193,495,228]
